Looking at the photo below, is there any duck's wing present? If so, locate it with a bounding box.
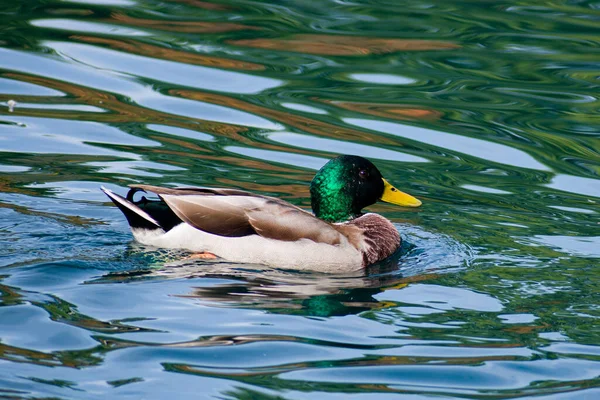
[130,185,345,245]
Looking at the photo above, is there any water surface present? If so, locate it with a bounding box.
[1,0,599,398]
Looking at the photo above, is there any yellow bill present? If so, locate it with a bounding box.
[380,178,422,207]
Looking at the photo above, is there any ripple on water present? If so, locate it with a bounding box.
[225,146,328,170]
[344,118,552,171]
[268,131,429,163]
[547,174,600,199]
[526,235,600,258]
[395,224,474,276]
[31,19,153,37]
[0,115,156,157]
[348,73,417,85]
[45,41,283,95]
[0,77,64,96]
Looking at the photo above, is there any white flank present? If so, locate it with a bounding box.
[132,223,363,273]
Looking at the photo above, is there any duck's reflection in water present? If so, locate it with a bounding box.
[97,247,440,317]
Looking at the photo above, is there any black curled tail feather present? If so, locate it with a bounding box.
[126,187,147,203]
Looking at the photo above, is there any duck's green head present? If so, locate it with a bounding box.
[310,155,421,222]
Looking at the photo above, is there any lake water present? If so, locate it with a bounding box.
[1,0,599,398]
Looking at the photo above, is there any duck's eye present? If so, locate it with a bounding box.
[358,169,369,180]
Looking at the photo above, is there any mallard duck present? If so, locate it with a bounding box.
[101,155,421,272]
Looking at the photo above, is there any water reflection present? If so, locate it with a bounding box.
[44,41,282,94]
[31,19,152,37]
[73,35,266,71]
[349,73,417,85]
[547,174,600,198]
[375,284,503,312]
[345,118,552,171]
[225,146,327,170]
[526,235,600,258]
[230,34,460,55]
[0,115,153,157]
[268,131,429,163]
[1,0,600,398]
[78,223,472,320]
[0,77,63,96]
[110,13,260,34]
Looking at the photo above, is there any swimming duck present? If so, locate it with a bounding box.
[101,155,421,272]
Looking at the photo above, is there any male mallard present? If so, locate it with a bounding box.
[101,155,421,272]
